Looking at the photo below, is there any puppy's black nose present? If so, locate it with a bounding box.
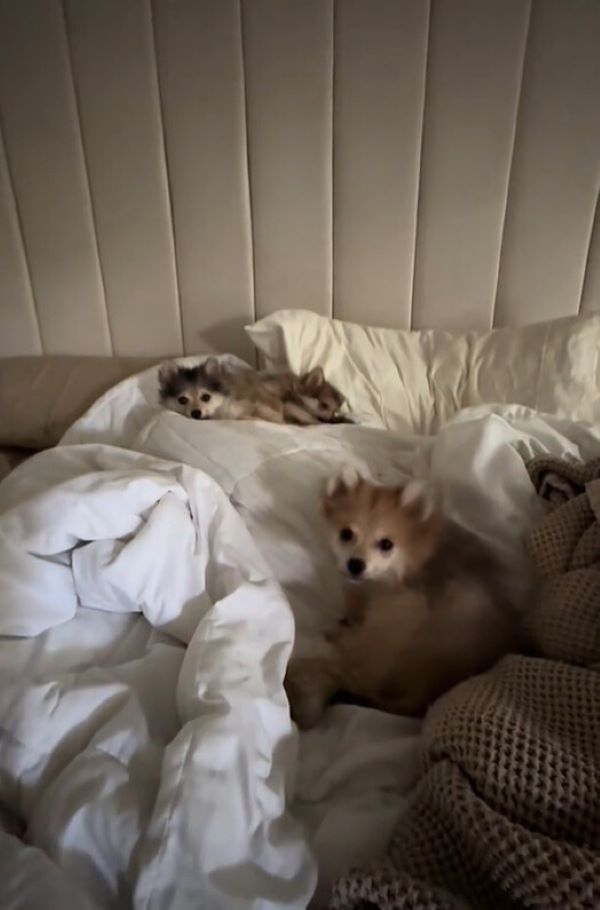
[191,409,202,420]
[347,558,365,577]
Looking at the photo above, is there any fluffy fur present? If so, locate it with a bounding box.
[285,467,524,729]
[158,358,349,425]
[261,366,348,425]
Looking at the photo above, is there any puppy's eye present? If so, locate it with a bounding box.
[377,538,394,552]
[339,527,354,543]
[177,395,189,405]
[319,402,328,411]
[201,393,211,402]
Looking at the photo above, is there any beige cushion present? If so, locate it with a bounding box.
[0,356,158,449]
[247,310,600,433]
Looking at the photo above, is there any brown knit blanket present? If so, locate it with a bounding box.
[329,456,600,910]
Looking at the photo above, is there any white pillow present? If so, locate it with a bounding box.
[246,310,600,434]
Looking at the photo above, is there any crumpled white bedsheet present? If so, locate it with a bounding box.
[2,358,600,909]
[0,444,314,910]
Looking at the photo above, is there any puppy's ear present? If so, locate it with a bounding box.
[302,366,325,394]
[201,356,226,391]
[158,360,178,389]
[399,480,434,522]
[324,463,362,498]
[203,356,220,377]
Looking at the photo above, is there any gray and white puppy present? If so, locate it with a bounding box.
[158,358,352,425]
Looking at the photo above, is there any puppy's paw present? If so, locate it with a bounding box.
[284,658,331,730]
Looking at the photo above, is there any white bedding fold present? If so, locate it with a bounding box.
[0,445,315,909]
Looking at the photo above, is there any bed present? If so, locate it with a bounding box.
[1,2,599,909]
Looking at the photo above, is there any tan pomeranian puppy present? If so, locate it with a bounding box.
[285,466,524,729]
[159,358,349,426]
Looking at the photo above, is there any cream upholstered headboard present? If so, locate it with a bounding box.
[1,0,599,362]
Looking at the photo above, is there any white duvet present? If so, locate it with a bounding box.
[1,359,599,910]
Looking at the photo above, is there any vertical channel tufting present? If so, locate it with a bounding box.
[148,0,184,353]
[0,0,111,354]
[330,0,336,318]
[0,118,43,354]
[64,0,183,355]
[152,0,255,361]
[333,1,429,328]
[326,0,335,320]
[411,0,532,331]
[579,189,600,313]
[239,0,257,332]
[409,0,432,330]
[241,0,334,320]
[0,1,599,355]
[491,0,532,328]
[61,0,113,355]
[494,0,600,325]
